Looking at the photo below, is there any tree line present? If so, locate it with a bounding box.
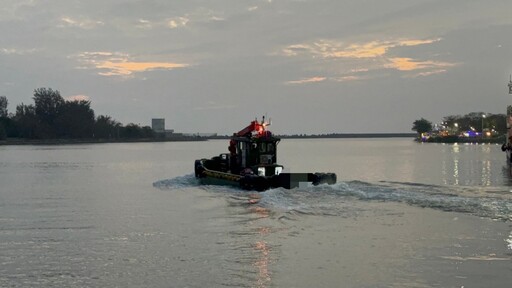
[412,112,507,135]
[0,88,154,140]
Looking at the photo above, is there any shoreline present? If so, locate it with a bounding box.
[0,133,505,146]
[0,136,207,146]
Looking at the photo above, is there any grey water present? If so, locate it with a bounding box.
[1,139,511,287]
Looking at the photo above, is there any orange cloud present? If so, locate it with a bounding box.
[398,39,441,46]
[74,51,189,77]
[285,76,326,85]
[326,39,441,59]
[328,41,388,58]
[96,61,188,76]
[333,75,363,82]
[280,37,454,80]
[386,57,455,71]
[283,38,441,59]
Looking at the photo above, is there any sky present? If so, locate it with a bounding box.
[1,0,512,135]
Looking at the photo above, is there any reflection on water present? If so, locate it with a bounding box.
[436,143,506,186]
[254,240,271,288]
[507,231,512,250]
[247,194,272,288]
[482,160,491,186]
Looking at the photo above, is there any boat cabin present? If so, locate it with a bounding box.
[227,134,283,176]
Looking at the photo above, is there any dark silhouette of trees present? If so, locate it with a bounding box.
[33,88,65,137]
[442,112,506,134]
[0,96,7,118]
[94,115,121,139]
[414,113,507,143]
[13,103,37,138]
[55,100,95,138]
[120,123,154,139]
[412,118,433,134]
[0,96,8,139]
[0,88,156,141]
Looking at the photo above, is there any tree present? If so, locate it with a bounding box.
[412,118,432,134]
[121,123,143,139]
[94,115,121,138]
[33,88,64,126]
[0,96,7,118]
[55,100,95,138]
[0,96,8,139]
[13,103,37,138]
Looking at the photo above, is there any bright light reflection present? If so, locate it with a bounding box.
[254,240,271,288]
[481,160,491,186]
[247,196,272,287]
[453,158,459,185]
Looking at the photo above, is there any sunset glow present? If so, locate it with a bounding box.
[285,76,326,85]
[96,61,189,76]
[386,57,456,71]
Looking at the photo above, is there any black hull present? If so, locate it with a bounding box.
[195,159,336,191]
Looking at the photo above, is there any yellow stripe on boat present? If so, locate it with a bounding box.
[204,170,242,182]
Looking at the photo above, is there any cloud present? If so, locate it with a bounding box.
[167,17,189,29]
[166,8,224,29]
[136,19,152,29]
[59,16,104,29]
[1,47,37,55]
[284,38,441,59]
[385,57,456,71]
[281,37,454,79]
[407,69,448,78]
[333,75,364,82]
[96,61,188,76]
[65,94,90,102]
[74,51,189,77]
[285,76,326,85]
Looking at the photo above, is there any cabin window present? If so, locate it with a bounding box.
[259,143,267,153]
[267,143,274,152]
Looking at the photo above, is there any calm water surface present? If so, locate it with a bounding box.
[0,139,511,287]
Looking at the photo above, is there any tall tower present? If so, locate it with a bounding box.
[151,118,165,133]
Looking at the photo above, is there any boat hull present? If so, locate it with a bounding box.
[195,159,336,191]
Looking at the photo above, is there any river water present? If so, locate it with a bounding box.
[0,139,511,287]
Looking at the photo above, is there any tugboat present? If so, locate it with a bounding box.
[194,117,337,191]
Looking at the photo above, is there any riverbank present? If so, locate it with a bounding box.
[0,133,419,145]
[418,134,505,144]
[2,133,505,146]
[0,136,207,145]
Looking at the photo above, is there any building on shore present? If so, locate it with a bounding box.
[151,118,165,133]
[151,118,174,138]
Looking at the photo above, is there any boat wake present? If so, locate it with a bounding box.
[154,175,512,221]
[258,181,512,222]
[153,174,201,190]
